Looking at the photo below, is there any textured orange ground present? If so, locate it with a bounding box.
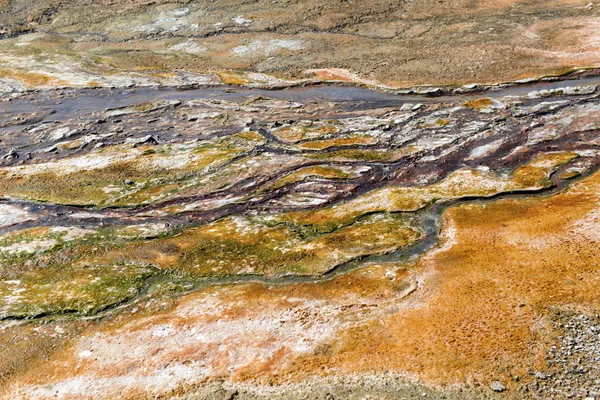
[5,168,600,398]
[292,169,600,389]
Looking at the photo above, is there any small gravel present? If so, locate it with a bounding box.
[529,311,600,399]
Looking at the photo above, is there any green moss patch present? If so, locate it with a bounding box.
[0,264,155,319]
[121,213,422,277]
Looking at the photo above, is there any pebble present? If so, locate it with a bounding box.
[490,381,506,392]
[127,135,159,147]
[530,312,600,397]
[535,371,547,380]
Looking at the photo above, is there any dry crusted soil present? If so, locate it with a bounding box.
[1,0,600,86]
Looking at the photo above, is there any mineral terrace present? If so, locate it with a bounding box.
[1,1,600,400]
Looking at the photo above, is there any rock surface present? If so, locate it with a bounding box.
[2,2,600,399]
[0,80,598,398]
[1,0,600,90]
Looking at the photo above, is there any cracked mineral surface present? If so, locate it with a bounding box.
[2,1,600,400]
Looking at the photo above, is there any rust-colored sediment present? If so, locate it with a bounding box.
[5,167,600,398]
[291,168,600,388]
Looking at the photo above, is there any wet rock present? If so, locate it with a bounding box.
[39,145,58,153]
[2,149,19,161]
[419,88,444,97]
[48,127,79,141]
[127,135,159,147]
[527,85,597,99]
